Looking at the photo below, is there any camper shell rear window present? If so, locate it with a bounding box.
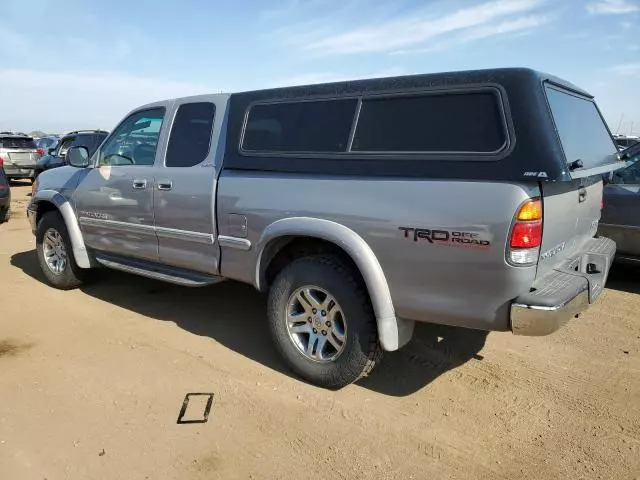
[545,84,618,174]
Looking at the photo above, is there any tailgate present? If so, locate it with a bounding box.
[0,137,39,168]
[7,150,38,166]
[538,177,602,278]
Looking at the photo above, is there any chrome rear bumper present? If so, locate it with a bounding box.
[511,290,589,336]
[511,237,615,336]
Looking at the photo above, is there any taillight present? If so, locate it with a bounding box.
[0,156,3,166]
[516,199,542,221]
[510,222,542,248]
[36,148,45,156]
[508,198,543,266]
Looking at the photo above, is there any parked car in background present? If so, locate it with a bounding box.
[34,130,108,178]
[599,142,640,262]
[613,134,639,151]
[29,68,620,388]
[35,135,60,154]
[0,156,10,222]
[0,131,28,136]
[0,133,41,182]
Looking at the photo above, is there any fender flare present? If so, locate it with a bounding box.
[32,190,92,269]
[255,217,414,351]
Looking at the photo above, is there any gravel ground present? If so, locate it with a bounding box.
[1,183,638,480]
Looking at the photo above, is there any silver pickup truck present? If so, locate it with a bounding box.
[28,68,621,388]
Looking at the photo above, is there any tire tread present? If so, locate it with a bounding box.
[267,254,382,389]
[36,211,85,290]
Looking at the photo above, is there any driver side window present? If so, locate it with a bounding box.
[97,108,165,167]
[57,137,76,157]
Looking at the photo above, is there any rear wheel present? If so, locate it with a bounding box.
[36,211,85,290]
[267,255,382,389]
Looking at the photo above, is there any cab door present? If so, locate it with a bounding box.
[152,98,221,274]
[74,107,167,262]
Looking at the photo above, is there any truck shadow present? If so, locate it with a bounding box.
[12,249,486,397]
[606,262,640,294]
[357,325,487,396]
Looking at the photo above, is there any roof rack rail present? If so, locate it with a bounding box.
[0,131,31,137]
[62,129,109,136]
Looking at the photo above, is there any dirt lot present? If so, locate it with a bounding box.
[0,183,638,480]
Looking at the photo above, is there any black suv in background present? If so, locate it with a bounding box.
[34,130,108,178]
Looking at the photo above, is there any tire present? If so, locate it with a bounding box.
[267,255,382,389]
[0,207,8,223]
[36,211,85,290]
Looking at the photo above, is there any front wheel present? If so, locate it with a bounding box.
[267,255,382,389]
[36,211,85,290]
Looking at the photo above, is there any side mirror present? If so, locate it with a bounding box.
[47,147,56,155]
[67,146,90,168]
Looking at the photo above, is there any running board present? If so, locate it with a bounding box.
[94,253,224,287]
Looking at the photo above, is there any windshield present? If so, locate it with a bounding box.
[0,137,37,149]
[545,85,618,174]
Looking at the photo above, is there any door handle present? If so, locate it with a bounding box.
[578,186,587,203]
[157,180,173,191]
[132,179,147,189]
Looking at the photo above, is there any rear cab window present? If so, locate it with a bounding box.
[545,84,619,177]
[0,137,37,149]
[166,102,216,167]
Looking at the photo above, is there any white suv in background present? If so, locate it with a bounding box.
[0,133,41,182]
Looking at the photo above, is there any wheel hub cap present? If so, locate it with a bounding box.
[42,228,67,275]
[286,286,347,363]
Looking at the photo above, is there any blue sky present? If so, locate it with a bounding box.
[0,0,638,134]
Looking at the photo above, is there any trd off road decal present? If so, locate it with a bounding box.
[80,211,109,220]
[399,227,491,248]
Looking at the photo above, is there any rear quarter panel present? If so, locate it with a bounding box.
[217,171,540,331]
[537,178,603,277]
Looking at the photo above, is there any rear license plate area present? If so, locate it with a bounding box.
[575,253,610,303]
